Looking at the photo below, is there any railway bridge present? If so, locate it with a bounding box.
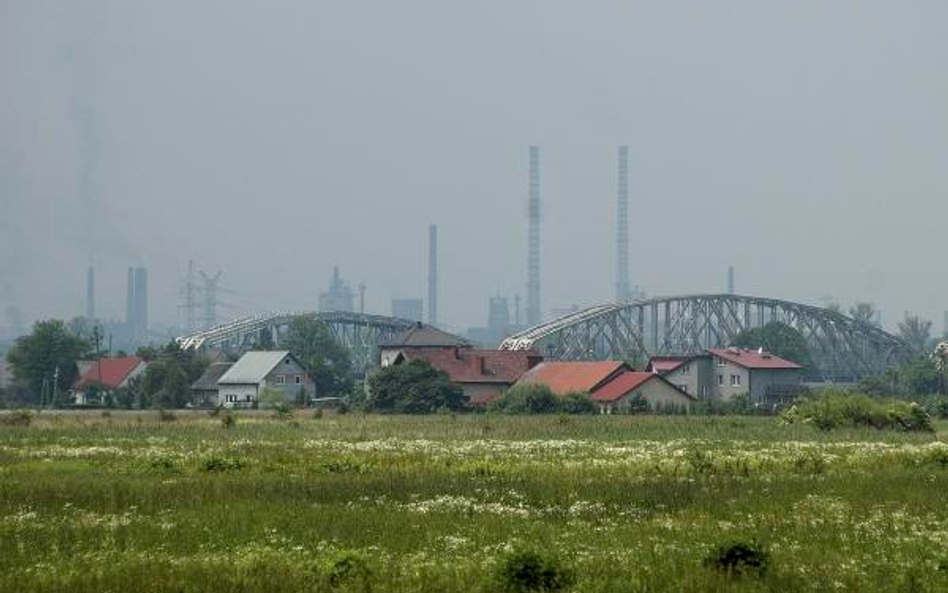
[500,294,912,381]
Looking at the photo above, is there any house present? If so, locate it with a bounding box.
[514,361,631,396]
[216,351,315,407]
[646,354,714,399]
[591,372,694,414]
[72,356,148,405]
[379,322,471,367]
[392,348,542,406]
[706,348,803,402]
[190,362,233,407]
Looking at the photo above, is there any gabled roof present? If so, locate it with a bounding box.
[380,322,470,349]
[708,348,802,370]
[74,356,145,390]
[218,351,297,384]
[646,356,690,374]
[591,371,694,402]
[515,361,629,396]
[396,348,540,384]
[191,362,233,391]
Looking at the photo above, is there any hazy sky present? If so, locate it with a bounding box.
[2,1,947,337]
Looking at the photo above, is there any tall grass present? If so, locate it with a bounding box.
[1,412,947,592]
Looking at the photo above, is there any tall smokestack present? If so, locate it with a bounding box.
[85,265,95,321]
[134,267,148,342]
[428,224,438,326]
[616,146,630,302]
[526,146,541,326]
[727,265,735,295]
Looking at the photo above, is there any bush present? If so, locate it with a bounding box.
[201,457,243,473]
[0,409,32,427]
[157,409,177,422]
[324,550,372,589]
[558,392,597,415]
[705,540,769,576]
[220,412,236,429]
[782,391,934,432]
[491,385,560,414]
[493,550,574,593]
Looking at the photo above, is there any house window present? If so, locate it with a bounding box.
[731,374,741,387]
[294,376,301,385]
[716,357,725,367]
[246,395,252,401]
[717,374,724,385]
[275,375,286,385]
[285,358,291,365]
[680,365,690,375]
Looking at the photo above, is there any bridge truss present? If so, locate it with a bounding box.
[176,311,418,375]
[500,294,912,381]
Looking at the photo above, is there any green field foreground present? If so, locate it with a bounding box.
[3,412,948,592]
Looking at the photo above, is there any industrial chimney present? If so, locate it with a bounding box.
[526,146,541,327]
[616,146,630,303]
[727,265,735,295]
[85,265,95,321]
[428,224,438,327]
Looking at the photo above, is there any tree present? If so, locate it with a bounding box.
[848,302,877,326]
[139,342,209,408]
[898,316,932,355]
[731,322,812,369]
[282,316,354,396]
[367,360,465,413]
[6,319,91,405]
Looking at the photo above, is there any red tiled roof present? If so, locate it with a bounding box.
[708,348,802,370]
[515,361,629,396]
[74,356,145,390]
[646,356,689,373]
[590,371,693,402]
[590,372,655,402]
[397,349,540,384]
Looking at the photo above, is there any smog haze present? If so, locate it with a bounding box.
[2,1,947,336]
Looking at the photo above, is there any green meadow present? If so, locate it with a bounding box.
[2,411,948,592]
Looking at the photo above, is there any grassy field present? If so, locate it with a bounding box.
[2,411,948,592]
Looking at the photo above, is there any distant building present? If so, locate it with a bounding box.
[646,355,714,399]
[465,295,513,347]
[72,356,148,406]
[515,361,631,396]
[392,348,542,406]
[514,360,692,412]
[319,267,355,313]
[392,298,424,323]
[707,348,803,402]
[190,362,233,407]
[591,372,694,414]
[647,348,803,402]
[379,322,470,367]
[217,351,315,407]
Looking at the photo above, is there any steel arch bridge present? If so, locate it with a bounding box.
[176,311,420,375]
[500,294,912,381]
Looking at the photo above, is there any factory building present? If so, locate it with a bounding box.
[319,267,355,313]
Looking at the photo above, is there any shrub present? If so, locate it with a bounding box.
[491,385,560,414]
[201,457,243,473]
[558,392,597,415]
[324,550,372,589]
[782,391,933,432]
[312,408,324,420]
[0,409,32,427]
[705,540,769,576]
[157,409,177,423]
[924,396,948,419]
[493,550,574,593]
[220,412,236,429]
